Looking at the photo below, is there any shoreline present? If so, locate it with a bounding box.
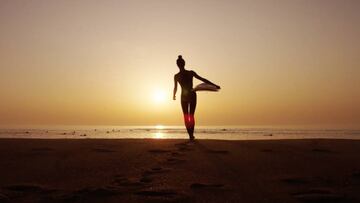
[1,126,359,140]
[1,137,360,141]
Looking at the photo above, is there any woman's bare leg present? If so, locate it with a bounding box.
[189,95,197,139]
[181,101,192,139]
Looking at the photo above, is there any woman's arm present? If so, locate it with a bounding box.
[173,75,177,100]
[192,71,220,89]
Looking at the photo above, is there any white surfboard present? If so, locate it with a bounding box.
[192,83,220,92]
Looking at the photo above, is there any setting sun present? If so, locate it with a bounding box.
[152,89,167,103]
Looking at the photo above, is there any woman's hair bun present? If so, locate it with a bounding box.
[176,55,185,67]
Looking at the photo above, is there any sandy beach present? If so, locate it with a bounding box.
[0,139,359,202]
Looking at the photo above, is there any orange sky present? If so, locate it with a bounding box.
[0,0,359,127]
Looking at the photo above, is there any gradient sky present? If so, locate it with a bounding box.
[1,0,359,127]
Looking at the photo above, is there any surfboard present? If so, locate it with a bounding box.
[192,83,220,92]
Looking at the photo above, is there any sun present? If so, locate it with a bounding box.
[152,89,166,103]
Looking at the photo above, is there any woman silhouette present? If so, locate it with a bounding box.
[173,55,220,140]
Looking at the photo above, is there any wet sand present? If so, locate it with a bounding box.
[0,139,360,202]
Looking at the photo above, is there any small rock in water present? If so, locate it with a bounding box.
[264,133,273,136]
[106,131,110,134]
[25,131,30,134]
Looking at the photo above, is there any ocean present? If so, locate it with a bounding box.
[0,125,359,140]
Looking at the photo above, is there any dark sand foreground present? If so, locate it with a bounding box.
[0,139,360,202]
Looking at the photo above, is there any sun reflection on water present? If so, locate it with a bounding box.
[155,125,165,129]
[153,132,165,139]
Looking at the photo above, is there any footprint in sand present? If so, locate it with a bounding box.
[206,149,229,154]
[148,149,171,154]
[166,158,186,164]
[174,142,189,146]
[91,148,116,153]
[142,167,171,176]
[292,188,346,202]
[135,189,190,202]
[190,183,224,189]
[174,142,196,152]
[177,146,192,151]
[171,152,184,157]
[139,176,153,183]
[135,189,177,197]
[112,177,144,188]
[140,167,171,183]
